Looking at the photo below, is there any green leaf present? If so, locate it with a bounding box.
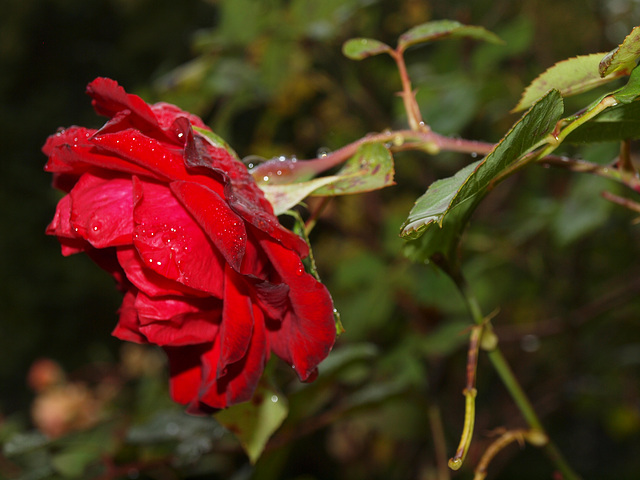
[566,66,640,143]
[612,63,640,103]
[397,20,502,52]
[342,38,392,60]
[214,382,288,464]
[513,53,627,112]
[599,26,640,77]
[193,125,240,160]
[260,142,394,214]
[564,101,640,143]
[312,142,395,195]
[51,448,98,478]
[401,90,564,271]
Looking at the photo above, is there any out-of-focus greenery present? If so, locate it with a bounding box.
[2,0,640,479]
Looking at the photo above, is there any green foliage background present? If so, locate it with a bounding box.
[1,0,640,479]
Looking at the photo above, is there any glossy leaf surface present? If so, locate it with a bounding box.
[401,90,564,271]
[260,143,394,214]
[599,25,640,76]
[513,53,627,112]
[342,38,392,60]
[398,20,502,52]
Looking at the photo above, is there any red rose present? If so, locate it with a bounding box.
[44,78,336,411]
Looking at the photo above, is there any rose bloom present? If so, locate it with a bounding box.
[44,78,336,411]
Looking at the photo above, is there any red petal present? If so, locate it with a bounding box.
[46,194,81,250]
[44,127,163,180]
[170,180,247,272]
[199,307,268,408]
[218,265,254,373]
[151,102,207,131]
[87,78,159,129]
[116,246,207,298]
[90,129,212,185]
[112,289,146,343]
[257,232,336,380]
[68,173,134,248]
[132,177,226,296]
[164,343,211,406]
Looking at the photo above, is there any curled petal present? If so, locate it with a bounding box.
[67,173,134,248]
[112,289,146,344]
[87,78,160,132]
[258,231,336,380]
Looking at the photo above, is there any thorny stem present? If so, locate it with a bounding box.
[540,155,640,194]
[389,48,427,131]
[448,325,483,470]
[249,129,493,184]
[457,279,582,480]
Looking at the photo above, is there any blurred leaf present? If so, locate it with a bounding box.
[418,319,470,356]
[599,25,640,76]
[318,343,379,377]
[127,409,223,444]
[401,90,564,272]
[342,38,392,60]
[215,383,288,464]
[513,53,627,112]
[551,175,615,246]
[398,20,502,52]
[3,431,49,457]
[51,448,97,478]
[340,381,407,411]
[416,75,479,135]
[260,143,394,214]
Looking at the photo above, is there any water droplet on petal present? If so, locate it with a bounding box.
[271,395,278,403]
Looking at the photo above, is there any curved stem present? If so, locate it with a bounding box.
[457,279,582,480]
[249,129,494,184]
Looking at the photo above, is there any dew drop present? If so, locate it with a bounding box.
[91,221,102,232]
[263,175,270,182]
[165,422,180,436]
[243,155,266,169]
[178,132,184,138]
[317,147,332,158]
[271,395,278,403]
[470,152,478,158]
